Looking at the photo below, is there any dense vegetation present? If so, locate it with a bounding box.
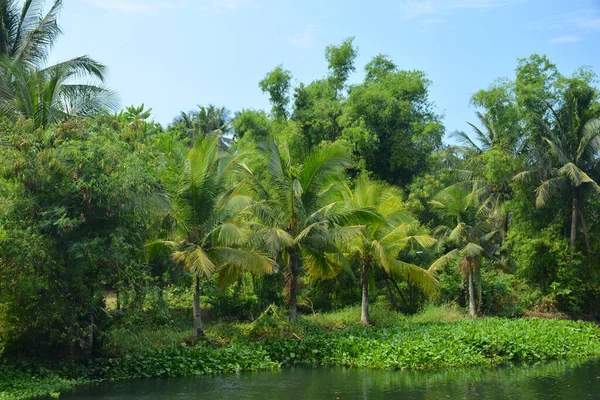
[0,1,599,399]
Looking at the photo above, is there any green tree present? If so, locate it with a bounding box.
[336,176,438,324]
[325,37,357,95]
[342,64,444,186]
[0,56,116,128]
[259,65,293,120]
[515,81,600,255]
[150,134,275,337]
[430,185,502,317]
[0,1,114,128]
[0,0,62,66]
[253,139,359,321]
[0,116,159,358]
[172,105,232,148]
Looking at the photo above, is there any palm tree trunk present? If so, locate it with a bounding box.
[468,267,477,317]
[361,259,370,325]
[475,260,482,313]
[288,251,300,322]
[193,273,205,338]
[570,188,579,255]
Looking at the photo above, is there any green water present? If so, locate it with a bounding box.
[62,358,600,399]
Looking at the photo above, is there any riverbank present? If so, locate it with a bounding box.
[2,306,600,399]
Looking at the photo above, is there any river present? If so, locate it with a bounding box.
[60,358,600,399]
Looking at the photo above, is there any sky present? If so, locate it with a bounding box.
[48,0,600,139]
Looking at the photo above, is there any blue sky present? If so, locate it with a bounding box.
[48,0,600,138]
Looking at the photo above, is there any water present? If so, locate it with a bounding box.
[61,358,600,399]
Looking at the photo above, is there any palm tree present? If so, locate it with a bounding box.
[453,112,496,154]
[149,134,275,337]
[0,0,63,66]
[173,105,233,148]
[250,139,365,321]
[430,185,501,317]
[336,176,438,324]
[0,1,115,128]
[514,83,600,254]
[0,55,116,128]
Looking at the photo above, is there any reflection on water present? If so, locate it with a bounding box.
[60,358,600,399]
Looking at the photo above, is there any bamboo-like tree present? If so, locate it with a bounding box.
[514,83,600,254]
[336,176,438,324]
[430,185,502,317]
[149,134,275,337]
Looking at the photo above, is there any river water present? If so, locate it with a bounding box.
[61,358,600,399]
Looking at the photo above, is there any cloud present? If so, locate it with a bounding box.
[212,0,257,10]
[531,9,600,31]
[400,0,527,19]
[289,25,319,49]
[549,35,582,44]
[86,0,186,13]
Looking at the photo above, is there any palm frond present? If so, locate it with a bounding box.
[211,247,276,276]
[173,245,216,278]
[387,259,439,298]
[430,248,460,271]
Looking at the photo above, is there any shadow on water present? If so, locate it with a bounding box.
[59,358,600,400]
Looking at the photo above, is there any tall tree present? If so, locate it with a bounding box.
[430,185,502,317]
[0,1,115,127]
[325,37,357,95]
[336,176,438,324]
[252,139,363,321]
[0,0,63,66]
[150,134,275,337]
[515,82,600,255]
[172,105,232,148]
[0,55,116,128]
[342,63,444,186]
[259,65,293,121]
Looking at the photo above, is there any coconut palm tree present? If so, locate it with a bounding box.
[0,1,116,128]
[0,55,116,128]
[514,83,600,254]
[173,105,233,148]
[249,139,371,321]
[336,176,438,324]
[149,134,275,337]
[430,185,501,317]
[0,0,63,66]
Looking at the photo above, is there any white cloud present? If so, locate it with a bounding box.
[289,25,319,49]
[400,0,527,19]
[86,0,186,13]
[531,9,600,31]
[549,34,582,44]
[212,0,256,10]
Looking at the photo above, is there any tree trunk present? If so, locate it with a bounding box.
[193,273,205,338]
[468,267,477,317]
[361,260,370,325]
[570,188,579,256]
[578,210,592,251]
[474,261,482,314]
[288,251,299,322]
[384,275,398,308]
[84,311,94,360]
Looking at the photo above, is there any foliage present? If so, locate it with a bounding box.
[0,115,160,358]
[0,366,82,400]
[261,317,600,369]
